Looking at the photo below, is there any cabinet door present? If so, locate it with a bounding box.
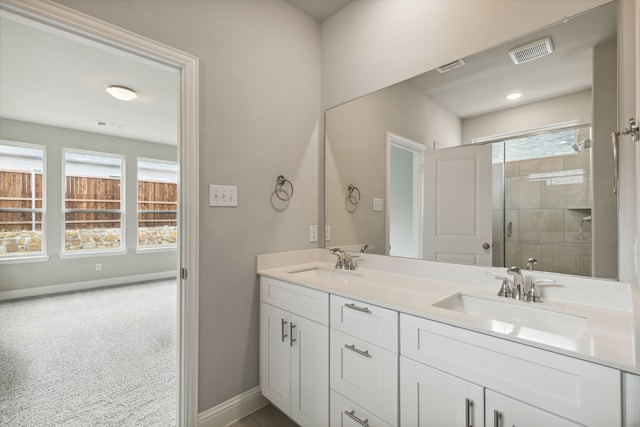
[400,357,483,427]
[486,390,581,427]
[260,303,291,413]
[290,314,329,427]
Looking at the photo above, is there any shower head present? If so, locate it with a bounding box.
[572,138,592,153]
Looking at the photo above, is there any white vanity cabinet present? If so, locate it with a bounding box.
[259,277,329,427]
[400,313,622,426]
[329,295,399,426]
[400,356,483,426]
[485,390,580,427]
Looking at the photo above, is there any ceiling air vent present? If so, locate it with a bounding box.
[437,59,466,74]
[509,37,553,64]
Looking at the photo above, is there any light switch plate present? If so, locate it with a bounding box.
[309,225,318,243]
[372,197,384,212]
[324,225,331,241]
[209,184,238,207]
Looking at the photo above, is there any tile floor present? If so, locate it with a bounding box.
[228,404,298,427]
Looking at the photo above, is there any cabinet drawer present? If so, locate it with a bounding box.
[330,294,398,351]
[260,276,329,325]
[400,313,621,425]
[330,390,395,427]
[330,329,398,425]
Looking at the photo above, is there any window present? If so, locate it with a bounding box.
[63,150,124,253]
[137,159,177,249]
[0,142,45,258]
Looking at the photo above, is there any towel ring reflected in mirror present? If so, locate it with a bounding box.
[275,175,294,201]
[347,184,360,205]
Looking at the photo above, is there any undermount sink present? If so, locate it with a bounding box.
[288,267,361,284]
[433,293,587,340]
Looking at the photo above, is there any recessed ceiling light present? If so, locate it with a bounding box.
[106,85,138,101]
[506,92,523,100]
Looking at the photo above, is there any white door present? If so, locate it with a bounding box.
[259,303,291,413]
[423,144,492,265]
[400,357,483,427]
[290,314,329,427]
[486,390,581,426]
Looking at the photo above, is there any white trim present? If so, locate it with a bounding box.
[471,120,581,144]
[0,1,200,425]
[59,249,128,259]
[0,270,176,301]
[0,254,49,265]
[197,386,269,427]
[135,246,177,254]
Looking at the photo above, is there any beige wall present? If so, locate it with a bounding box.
[54,0,322,413]
[325,80,459,254]
[461,90,592,144]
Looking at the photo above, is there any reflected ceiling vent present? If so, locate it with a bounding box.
[437,59,466,74]
[97,120,127,129]
[509,37,554,64]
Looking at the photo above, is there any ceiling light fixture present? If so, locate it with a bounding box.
[106,85,138,101]
[506,92,522,101]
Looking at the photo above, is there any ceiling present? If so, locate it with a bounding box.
[0,10,180,145]
[406,2,616,119]
[286,0,354,22]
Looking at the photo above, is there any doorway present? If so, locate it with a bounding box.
[0,1,199,424]
[386,132,424,258]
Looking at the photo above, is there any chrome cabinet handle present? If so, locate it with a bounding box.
[345,303,371,314]
[345,344,371,358]
[281,318,288,343]
[465,398,474,427]
[290,323,296,347]
[494,410,503,427]
[344,410,369,427]
[506,221,512,237]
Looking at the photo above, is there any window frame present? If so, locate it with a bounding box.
[0,140,48,264]
[60,148,126,258]
[135,157,178,253]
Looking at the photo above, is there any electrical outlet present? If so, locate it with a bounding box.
[309,225,318,243]
[324,225,331,241]
[96,263,102,272]
[209,184,238,207]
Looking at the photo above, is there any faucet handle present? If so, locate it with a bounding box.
[526,258,538,270]
[524,279,556,303]
[345,255,360,270]
[330,248,344,269]
[487,272,512,298]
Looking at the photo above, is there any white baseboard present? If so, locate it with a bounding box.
[198,386,269,427]
[0,271,176,301]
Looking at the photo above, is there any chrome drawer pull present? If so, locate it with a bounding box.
[281,318,288,343]
[493,410,503,427]
[344,410,369,427]
[290,323,296,347]
[345,302,372,313]
[345,344,371,358]
[465,398,474,427]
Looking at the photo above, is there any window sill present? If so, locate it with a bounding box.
[0,255,50,265]
[135,246,177,254]
[59,249,128,260]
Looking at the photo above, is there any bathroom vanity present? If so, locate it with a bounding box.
[257,249,640,427]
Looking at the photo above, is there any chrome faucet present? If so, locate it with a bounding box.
[506,266,525,300]
[526,258,538,270]
[330,248,345,269]
[360,244,375,253]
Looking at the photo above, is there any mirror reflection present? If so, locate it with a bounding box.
[325,2,617,279]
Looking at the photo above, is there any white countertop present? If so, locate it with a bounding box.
[257,249,640,375]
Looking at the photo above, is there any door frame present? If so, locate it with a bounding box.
[0,0,200,424]
[386,132,425,258]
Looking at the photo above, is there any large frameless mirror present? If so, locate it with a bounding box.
[325,1,618,279]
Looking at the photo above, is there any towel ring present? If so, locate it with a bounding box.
[347,184,360,205]
[275,175,294,201]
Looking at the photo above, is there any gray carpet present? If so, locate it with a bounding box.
[0,280,177,426]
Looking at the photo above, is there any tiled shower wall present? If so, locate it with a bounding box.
[492,150,592,276]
